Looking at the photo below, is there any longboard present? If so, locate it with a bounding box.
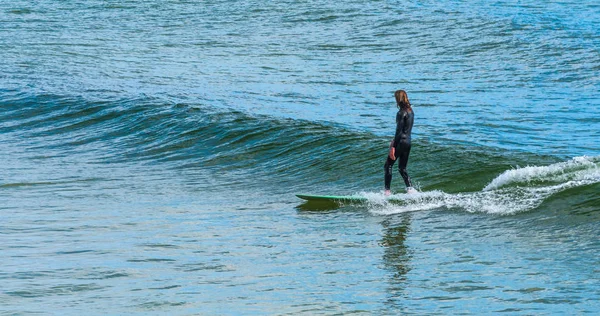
[296,194,368,203]
[296,194,411,204]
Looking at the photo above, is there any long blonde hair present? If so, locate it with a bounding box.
[394,90,411,110]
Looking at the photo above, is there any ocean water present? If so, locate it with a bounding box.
[1,0,599,314]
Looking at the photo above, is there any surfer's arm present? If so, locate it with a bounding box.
[392,111,405,147]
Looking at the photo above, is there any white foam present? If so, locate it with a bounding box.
[362,156,600,216]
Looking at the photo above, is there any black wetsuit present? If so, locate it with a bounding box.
[384,108,414,190]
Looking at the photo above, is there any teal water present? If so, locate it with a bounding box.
[1,0,599,314]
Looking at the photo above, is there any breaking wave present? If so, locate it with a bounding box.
[361,156,600,215]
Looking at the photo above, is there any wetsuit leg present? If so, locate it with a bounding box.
[384,156,395,190]
[396,142,413,188]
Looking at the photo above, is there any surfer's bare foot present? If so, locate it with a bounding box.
[406,187,417,194]
[384,190,391,196]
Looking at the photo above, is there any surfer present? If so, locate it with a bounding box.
[385,90,416,195]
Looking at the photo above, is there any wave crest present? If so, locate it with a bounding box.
[483,156,600,191]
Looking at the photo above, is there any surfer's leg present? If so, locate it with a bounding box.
[397,143,413,188]
[384,156,395,191]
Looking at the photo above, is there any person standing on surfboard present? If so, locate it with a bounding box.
[384,90,416,195]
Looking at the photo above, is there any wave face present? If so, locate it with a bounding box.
[2,93,598,215]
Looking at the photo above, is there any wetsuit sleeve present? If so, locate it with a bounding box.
[392,111,405,147]
[405,112,414,138]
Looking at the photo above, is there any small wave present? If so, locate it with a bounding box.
[5,93,597,198]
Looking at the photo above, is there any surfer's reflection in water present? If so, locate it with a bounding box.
[380,214,412,304]
[384,90,415,195]
[380,216,412,278]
